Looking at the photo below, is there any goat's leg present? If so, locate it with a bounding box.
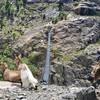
[31,82,38,90]
[20,81,23,88]
[34,85,38,90]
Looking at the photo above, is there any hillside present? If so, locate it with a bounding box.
[0,0,100,100]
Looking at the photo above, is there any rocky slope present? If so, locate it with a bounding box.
[50,16,100,85]
[0,1,100,100]
[10,16,100,86]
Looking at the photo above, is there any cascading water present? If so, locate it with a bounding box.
[42,26,52,85]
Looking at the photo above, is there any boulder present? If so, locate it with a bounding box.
[74,2,100,15]
[89,0,100,5]
[62,86,97,100]
[50,61,92,86]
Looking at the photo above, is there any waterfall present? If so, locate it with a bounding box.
[42,26,52,85]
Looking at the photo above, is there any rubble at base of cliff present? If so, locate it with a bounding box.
[0,81,99,100]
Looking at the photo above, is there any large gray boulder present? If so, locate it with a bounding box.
[63,86,97,100]
[50,61,92,86]
[74,2,100,15]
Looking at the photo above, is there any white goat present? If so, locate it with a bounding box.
[18,63,38,89]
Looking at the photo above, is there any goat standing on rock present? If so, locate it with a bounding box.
[18,63,38,90]
[16,55,38,90]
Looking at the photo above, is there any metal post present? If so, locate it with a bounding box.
[42,27,52,85]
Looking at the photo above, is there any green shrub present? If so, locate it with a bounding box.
[12,31,21,39]
[52,48,63,59]
[28,51,44,65]
[52,17,58,24]
[73,2,79,7]
[59,12,67,20]
[96,11,100,16]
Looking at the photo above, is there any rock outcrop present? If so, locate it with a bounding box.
[0,1,100,100]
[9,16,100,86]
[50,16,100,86]
[74,2,100,15]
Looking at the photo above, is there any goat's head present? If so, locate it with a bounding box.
[15,54,22,66]
[0,62,8,73]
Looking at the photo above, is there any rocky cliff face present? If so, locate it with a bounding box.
[50,16,100,86]
[0,1,100,100]
[0,1,100,86]
[9,16,100,86]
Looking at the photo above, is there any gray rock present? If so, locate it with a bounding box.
[74,2,100,15]
[89,0,100,5]
[0,82,98,100]
[43,7,59,20]
[62,86,97,100]
[50,59,92,86]
[84,44,100,55]
[76,86,97,100]
[16,95,26,99]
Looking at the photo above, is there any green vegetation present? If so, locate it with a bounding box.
[0,47,40,79]
[97,40,100,44]
[0,43,15,70]
[52,12,68,24]
[58,12,67,20]
[96,11,100,16]
[52,47,85,64]
[73,2,79,7]
[0,0,17,19]
[52,17,58,24]
[52,48,63,58]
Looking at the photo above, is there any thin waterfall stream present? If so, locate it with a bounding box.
[42,26,52,85]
